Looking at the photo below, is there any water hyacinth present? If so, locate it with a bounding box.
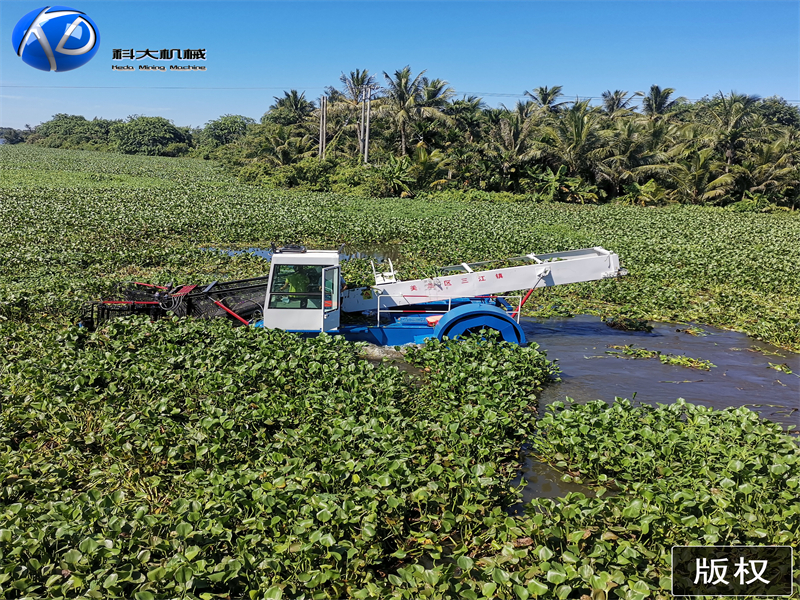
[0,145,798,598]
[1,318,558,598]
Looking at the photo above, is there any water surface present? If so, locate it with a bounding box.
[519,315,798,428]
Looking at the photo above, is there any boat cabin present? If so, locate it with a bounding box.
[261,247,341,332]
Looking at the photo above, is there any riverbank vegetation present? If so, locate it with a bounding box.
[2,70,799,209]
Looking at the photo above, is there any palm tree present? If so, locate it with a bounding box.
[446,95,487,143]
[262,90,316,126]
[732,138,798,202]
[337,69,376,103]
[597,118,670,197]
[410,144,450,188]
[536,100,607,179]
[486,112,539,190]
[328,69,378,155]
[381,67,424,156]
[524,85,568,114]
[704,91,765,169]
[500,100,537,121]
[420,77,455,107]
[601,90,639,118]
[381,66,452,155]
[254,124,315,166]
[670,148,735,204]
[640,85,687,118]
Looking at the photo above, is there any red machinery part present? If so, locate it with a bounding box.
[212,300,250,326]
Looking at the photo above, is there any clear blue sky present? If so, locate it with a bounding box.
[1,0,798,129]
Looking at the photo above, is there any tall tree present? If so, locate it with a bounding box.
[328,69,378,155]
[704,91,763,169]
[757,96,800,129]
[446,95,487,144]
[262,90,316,126]
[201,114,255,148]
[537,100,606,179]
[597,118,669,196]
[601,90,639,118]
[251,124,315,167]
[524,85,568,114]
[670,148,735,204]
[420,77,455,107]
[110,116,187,156]
[381,67,452,155]
[732,137,798,202]
[641,85,687,118]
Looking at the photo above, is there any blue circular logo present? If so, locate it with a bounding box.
[12,6,100,72]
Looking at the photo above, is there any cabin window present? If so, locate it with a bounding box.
[268,265,323,309]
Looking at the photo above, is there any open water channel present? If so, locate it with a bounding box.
[521,315,799,427]
[513,315,799,502]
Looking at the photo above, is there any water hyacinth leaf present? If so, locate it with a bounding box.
[422,569,440,585]
[78,538,99,553]
[728,459,745,472]
[537,547,554,562]
[622,500,642,518]
[527,580,548,596]
[263,587,283,600]
[514,584,530,600]
[175,566,193,584]
[316,509,332,523]
[546,570,567,584]
[492,568,511,585]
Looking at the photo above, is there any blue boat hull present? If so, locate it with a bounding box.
[253,297,527,346]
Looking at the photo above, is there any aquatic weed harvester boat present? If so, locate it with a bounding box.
[80,245,626,345]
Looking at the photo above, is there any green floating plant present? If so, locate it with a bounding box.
[606,344,716,370]
[0,145,798,599]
